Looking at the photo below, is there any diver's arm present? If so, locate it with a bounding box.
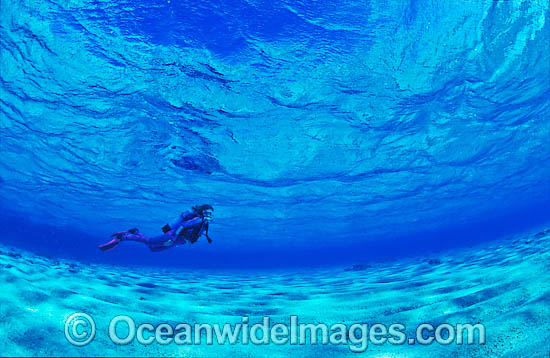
[163,210,199,233]
[205,223,212,243]
[180,216,202,229]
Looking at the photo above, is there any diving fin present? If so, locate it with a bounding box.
[101,228,139,251]
[99,238,121,252]
[110,228,139,239]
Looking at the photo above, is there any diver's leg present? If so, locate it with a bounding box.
[146,234,177,251]
[122,233,150,244]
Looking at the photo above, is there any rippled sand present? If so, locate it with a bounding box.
[1,230,549,357]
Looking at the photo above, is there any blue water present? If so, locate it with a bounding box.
[2,1,550,357]
[1,0,549,269]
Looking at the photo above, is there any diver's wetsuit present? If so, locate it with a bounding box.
[99,210,209,252]
[147,211,208,251]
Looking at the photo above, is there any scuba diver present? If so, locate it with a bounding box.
[99,204,214,252]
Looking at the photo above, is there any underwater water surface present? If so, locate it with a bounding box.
[1,0,549,356]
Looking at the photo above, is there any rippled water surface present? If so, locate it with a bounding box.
[1,0,549,262]
[2,1,550,357]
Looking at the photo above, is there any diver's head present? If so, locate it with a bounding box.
[193,204,214,221]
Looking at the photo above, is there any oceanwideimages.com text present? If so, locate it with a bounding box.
[65,313,486,352]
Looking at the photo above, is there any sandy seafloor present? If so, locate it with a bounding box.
[1,230,549,358]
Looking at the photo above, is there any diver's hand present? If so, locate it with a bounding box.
[207,237,212,244]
